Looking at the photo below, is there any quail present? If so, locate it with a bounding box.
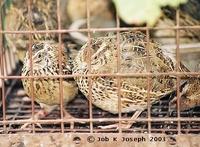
[181,79,200,111]
[21,42,78,128]
[154,0,200,111]
[3,0,57,62]
[170,77,200,111]
[72,31,189,129]
[154,0,200,71]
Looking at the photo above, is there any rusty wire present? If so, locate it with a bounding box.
[56,0,65,133]
[86,0,94,133]
[115,7,122,133]
[0,0,200,134]
[0,0,6,132]
[27,0,36,133]
[1,25,200,34]
[175,9,181,134]
[1,91,200,133]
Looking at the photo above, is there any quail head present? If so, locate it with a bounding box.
[72,31,189,129]
[21,42,78,128]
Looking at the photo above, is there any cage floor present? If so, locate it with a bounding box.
[0,81,200,134]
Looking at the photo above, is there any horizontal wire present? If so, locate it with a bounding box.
[0,26,200,34]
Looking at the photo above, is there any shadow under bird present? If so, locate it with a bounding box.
[21,42,78,129]
[72,31,189,129]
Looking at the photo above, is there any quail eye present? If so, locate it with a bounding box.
[38,53,42,58]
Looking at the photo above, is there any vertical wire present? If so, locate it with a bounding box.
[86,0,93,133]
[0,1,6,132]
[56,0,64,133]
[175,9,181,134]
[116,11,122,133]
[146,29,152,133]
[27,0,35,133]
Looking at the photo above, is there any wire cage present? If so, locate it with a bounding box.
[0,0,200,146]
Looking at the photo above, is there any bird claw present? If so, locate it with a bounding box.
[62,109,86,129]
[99,111,141,130]
[21,119,43,130]
[63,116,86,129]
[20,110,47,130]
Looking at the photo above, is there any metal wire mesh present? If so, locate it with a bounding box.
[0,0,200,136]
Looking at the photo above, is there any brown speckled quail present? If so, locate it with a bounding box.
[170,77,200,111]
[21,42,78,128]
[3,0,57,62]
[72,31,189,129]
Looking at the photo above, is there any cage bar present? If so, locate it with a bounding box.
[0,0,199,146]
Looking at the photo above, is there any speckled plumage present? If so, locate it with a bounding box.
[22,42,78,107]
[171,77,200,111]
[21,42,78,128]
[72,31,188,128]
[4,0,57,62]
